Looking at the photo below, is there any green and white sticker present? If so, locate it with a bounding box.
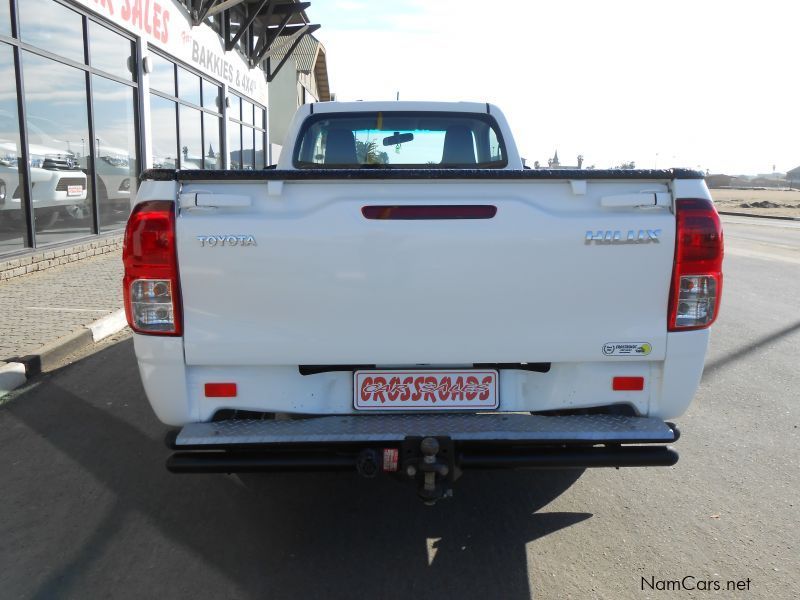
[602,342,652,356]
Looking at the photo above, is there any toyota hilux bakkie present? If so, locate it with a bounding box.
[125,101,723,501]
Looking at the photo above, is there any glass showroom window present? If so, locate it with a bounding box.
[149,53,223,171]
[228,95,241,169]
[22,51,93,245]
[151,95,178,169]
[0,2,10,36]
[229,94,267,170]
[0,44,24,254]
[0,0,141,253]
[92,75,138,232]
[18,0,85,63]
[149,54,178,169]
[89,21,139,232]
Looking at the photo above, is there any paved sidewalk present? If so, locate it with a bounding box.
[0,251,123,361]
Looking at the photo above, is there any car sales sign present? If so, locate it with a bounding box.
[354,370,499,411]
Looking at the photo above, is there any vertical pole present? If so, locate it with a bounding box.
[221,82,228,169]
[135,37,147,180]
[84,15,100,234]
[10,0,35,248]
[200,78,206,169]
[174,62,181,168]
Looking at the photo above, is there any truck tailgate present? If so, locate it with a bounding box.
[176,179,675,366]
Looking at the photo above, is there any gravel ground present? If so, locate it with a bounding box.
[710,189,800,218]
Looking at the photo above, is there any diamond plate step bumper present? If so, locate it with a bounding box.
[167,414,679,475]
[174,414,677,447]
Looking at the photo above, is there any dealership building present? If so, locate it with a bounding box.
[0,0,328,267]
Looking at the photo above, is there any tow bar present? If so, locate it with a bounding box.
[166,415,680,504]
[355,437,458,503]
[401,436,459,504]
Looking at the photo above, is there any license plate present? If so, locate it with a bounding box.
[67,185,83,196]
[354,370,499,411]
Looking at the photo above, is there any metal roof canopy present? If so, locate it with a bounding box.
[268,33,330,100]
[182,1,320,81]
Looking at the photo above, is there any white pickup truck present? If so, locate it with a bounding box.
[125,101,723,501]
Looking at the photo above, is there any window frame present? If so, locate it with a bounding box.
[228,90,267,170]
[147,49,224,171]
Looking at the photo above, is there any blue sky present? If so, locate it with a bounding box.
[310,2,420,32]
[309,1,799,175]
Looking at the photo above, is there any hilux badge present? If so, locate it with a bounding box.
[585,229,661,244]
[197,235,257,247]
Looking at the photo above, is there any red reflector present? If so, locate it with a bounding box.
[613,377,644,391]
[362,205,497,220]
[205,383,237,397]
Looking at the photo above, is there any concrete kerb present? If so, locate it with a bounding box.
[0,309,127,399]
[0,361,27,397]
[88,310,128,342]
[718,211,800,221]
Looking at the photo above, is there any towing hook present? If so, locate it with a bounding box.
[356,448,379,478]
[399,436,457,503]
[412,437,453,504]
[420,437,439,496]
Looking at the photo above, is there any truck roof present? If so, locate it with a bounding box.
[281,100,519,169]
[309,101,494,114]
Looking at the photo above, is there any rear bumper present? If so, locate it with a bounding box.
[167,446,678,473]
[134,331,710,426]
[166,413,679,473]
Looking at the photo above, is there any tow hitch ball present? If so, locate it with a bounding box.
[404,436,458,504]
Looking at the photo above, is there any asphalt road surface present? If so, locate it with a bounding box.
[1,216,797,599]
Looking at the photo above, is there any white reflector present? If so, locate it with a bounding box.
[130,279,176,332]
[674,275,718,328]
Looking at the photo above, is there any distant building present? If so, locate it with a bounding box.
[706,174,734,188]
[755,172,786,181]
[704,173,781,188]
[749,178,782,187]
[268,35,331,163]
[541,150,584,169]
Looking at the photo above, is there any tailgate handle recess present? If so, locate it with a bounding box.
[600,192,670,208]
[181,192,252,208]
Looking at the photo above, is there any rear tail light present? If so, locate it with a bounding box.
[123,201,182,335]
[668,198,724,331]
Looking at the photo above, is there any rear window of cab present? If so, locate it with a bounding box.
[293,111,507,168]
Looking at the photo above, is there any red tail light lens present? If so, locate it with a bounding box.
[668,198,724,331]
[123,201,182,336]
